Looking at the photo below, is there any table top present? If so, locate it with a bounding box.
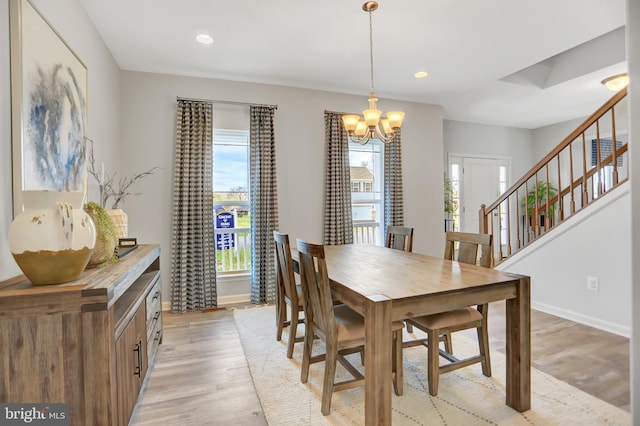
[302,244,524,302]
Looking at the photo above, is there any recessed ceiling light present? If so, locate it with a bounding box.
[196,34,214,45]
[414,71,429,79]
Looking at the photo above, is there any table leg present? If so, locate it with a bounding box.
[505,275,531,411]
[364,295,392,426]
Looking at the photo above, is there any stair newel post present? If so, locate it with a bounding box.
[478,204,487,235]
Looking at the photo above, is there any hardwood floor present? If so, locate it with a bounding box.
[130,308,268,425]
[130,302,629,425]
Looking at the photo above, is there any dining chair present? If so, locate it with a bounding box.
[296,239,404,415]
[385,225,414,252]
[385,225,416,332]
[404,231,493,396]
[273,231,305,358]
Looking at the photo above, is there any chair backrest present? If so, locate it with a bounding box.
[296,239,335,340]
[444,231,492,268]
[273,231,298,304]
[385,226,414,252]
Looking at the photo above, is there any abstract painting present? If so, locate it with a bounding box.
[10,0,87,217]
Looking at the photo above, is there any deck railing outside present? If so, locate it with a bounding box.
[353,220,380,245]
[480,88,628,265]
[215,227,251,273]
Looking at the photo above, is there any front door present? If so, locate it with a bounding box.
[461,157,500,233]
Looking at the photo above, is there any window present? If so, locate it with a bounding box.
[349,140,383,245]
[591,138,624,197]
[213,129,251,273]
[448,164,461,231]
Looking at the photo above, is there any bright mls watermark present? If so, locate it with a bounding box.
[0,404,69,425]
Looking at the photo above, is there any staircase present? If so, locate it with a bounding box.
[479,88,629,266]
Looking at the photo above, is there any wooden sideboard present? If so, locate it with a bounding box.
[0,244,162,426]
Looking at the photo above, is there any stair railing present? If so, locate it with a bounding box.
[479,88,628,265]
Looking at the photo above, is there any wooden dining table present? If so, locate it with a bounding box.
[293,243,531,425]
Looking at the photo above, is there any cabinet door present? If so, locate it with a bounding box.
[115,305,148,426]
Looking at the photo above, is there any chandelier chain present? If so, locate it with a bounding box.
[369,8,375,92]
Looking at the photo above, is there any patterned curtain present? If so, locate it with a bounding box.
[250,105,279,304]
[170,100,216,312]
[324,111,354,245]
[384,129,404,234]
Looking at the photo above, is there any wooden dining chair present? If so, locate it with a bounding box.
[273,231,305,358]
[385,225,416,332]
[296,239,404,415]
[404,231,493,396]
[385,225,414,252]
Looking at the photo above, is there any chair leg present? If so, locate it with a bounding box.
[477,304,492,377]
[442,332,453,354]
[427,329,440,396]
[301,323,314,383]
[276,295,284,342]
[406,322,414,333]
[321,346,338,415]
[287,305,300,359]
[392,330,403,396]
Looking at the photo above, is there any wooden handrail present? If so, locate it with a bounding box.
[484,88,627,214]
[480,88,628,265]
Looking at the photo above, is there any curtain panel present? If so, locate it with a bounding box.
[323,112,354,245]
[170,100,217,312]
[384,129,405,234]
[250,105,279,304]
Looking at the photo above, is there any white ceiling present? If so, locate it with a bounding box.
[79,0,627,129]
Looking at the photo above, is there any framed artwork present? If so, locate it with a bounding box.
[9,0,88,218]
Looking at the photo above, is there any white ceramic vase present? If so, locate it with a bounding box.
[9,190,97,285]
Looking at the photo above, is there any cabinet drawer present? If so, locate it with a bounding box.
[145,275,161,317]
[147,316,162,363]
[145,276,162,363]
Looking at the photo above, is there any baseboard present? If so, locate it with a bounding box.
[161,293,251,311]
[218,293,251,306]
[532,300,630,338]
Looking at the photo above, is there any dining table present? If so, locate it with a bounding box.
[292,243,531,425]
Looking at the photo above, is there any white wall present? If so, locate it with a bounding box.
[626,0,640,420]
[532,117,585,162]
[119,71,444,300]
[0,0,121,281]
[497,183,631,336]
[443,120,535,181]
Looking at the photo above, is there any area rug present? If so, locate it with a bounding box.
[233,305,630,425]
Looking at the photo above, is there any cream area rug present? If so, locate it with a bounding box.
[233,305,630,426]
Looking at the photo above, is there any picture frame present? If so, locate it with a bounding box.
[9,0,88,218]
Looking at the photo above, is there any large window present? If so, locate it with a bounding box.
[213,129,251,273]
[349,140,384,245]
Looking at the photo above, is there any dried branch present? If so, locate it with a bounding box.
[87,140,160,209]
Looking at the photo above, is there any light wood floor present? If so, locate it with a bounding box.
[130,302,629,425]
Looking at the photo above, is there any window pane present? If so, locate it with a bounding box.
[213,131,249,202]
[349,140,383,245]
[213,129,251,274]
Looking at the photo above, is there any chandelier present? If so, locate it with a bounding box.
[342,1,405,145]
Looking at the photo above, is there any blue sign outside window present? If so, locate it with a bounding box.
[216,212,235,250]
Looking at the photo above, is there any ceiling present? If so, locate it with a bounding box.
[79,0,627,129]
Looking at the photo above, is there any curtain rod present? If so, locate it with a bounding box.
[176,96,277,109]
